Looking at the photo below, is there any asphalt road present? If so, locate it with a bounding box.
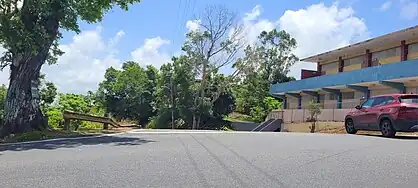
[1,130,418,188]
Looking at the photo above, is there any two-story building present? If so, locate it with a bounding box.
[270,25,418,110]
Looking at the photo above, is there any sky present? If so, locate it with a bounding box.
[0,0,417,93]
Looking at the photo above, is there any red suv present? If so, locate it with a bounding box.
[345,94,418,137]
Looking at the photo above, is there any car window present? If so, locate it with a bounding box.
[361,98,374,108]
[372,97,386,107]
[399,95,418,104]
[385,96,396,104]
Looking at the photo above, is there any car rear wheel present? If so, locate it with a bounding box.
[345,119,357,134]
[380,119,396,138]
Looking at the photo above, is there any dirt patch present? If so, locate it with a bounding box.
[284,121,344,133]
[285,121,418,136]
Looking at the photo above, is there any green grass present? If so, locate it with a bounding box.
[224,112,255,123]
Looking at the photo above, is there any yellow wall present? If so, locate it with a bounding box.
[343,64,361,71]
[325,68,339,75]
[407,52,418,60]
[379,56,401,65]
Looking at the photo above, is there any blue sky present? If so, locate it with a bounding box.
[1,0,417,93]
[67,0,417,62]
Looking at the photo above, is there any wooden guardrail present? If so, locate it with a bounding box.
[63,110,121,130]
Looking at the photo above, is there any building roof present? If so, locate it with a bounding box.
[301,25,418,63]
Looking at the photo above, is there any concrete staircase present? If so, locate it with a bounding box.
[251,119,282,132]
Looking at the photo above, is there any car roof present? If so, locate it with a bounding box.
[372,93,418,98]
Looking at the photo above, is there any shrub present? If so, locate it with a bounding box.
[46,107,63,129]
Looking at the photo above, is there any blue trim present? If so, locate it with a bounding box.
[379,81,406,94]
[270,59,418,94]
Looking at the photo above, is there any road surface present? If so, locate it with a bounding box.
[1,130,418,188]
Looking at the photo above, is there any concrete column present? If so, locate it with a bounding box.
[317,63,323,75]
[365,49,372,67]
[338,57,344,72]
[401,40,408,61]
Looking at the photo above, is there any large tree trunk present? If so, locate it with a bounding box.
[0,55,48,137]
[0,1,62,137]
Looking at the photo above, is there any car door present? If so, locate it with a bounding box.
[355,98,375,129]
[365,96,388,130]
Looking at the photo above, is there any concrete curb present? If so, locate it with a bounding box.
[0,132,127,146]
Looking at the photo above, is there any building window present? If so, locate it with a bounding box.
[344,56,363,66]
[322,61,338,71]
[372,47,401,64]
[408,42,418,53]
[408,43,418,60]
[342,92,355,99]
[328,93,337,100]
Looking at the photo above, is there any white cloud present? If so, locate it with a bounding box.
[241,6,276,45]
[239,3,369,79]
[400,0,418,20]
[186,20,201,32]
[380,1,392,11]
[243,5,262,21]
[42,26,123,94]
[131,36,171,68]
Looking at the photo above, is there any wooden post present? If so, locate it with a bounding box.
[64,118,70,131]
[103,123,109,130]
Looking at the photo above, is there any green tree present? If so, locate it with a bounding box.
[56,93,91,130]
[97,61,157,125]
[0,0,142,136]
[308,100,322,133]
[232,29,298,119]
[182,5,244,129]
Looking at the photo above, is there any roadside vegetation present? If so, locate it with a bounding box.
[0,3,298,140]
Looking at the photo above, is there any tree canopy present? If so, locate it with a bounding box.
[0,0,142,136]
[0,3,300,136]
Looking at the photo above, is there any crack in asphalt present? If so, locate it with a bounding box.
[176,135,211,188]
[204,134,288,188]
[190,134,250,188]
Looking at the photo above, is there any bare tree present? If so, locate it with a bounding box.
[182,5,245,129]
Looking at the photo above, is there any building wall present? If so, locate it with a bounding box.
[370,88,400,96]
[301,95,315,108]
[287,97,298,109]
[317,41,418,75]
[344,56,363,71]
[291,87,417,110]
[408,42,418,60]
[372,47,401,65]
[322,61,339,75]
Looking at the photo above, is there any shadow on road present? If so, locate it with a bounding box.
[359,134,418,140]
[0,136,155,152]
